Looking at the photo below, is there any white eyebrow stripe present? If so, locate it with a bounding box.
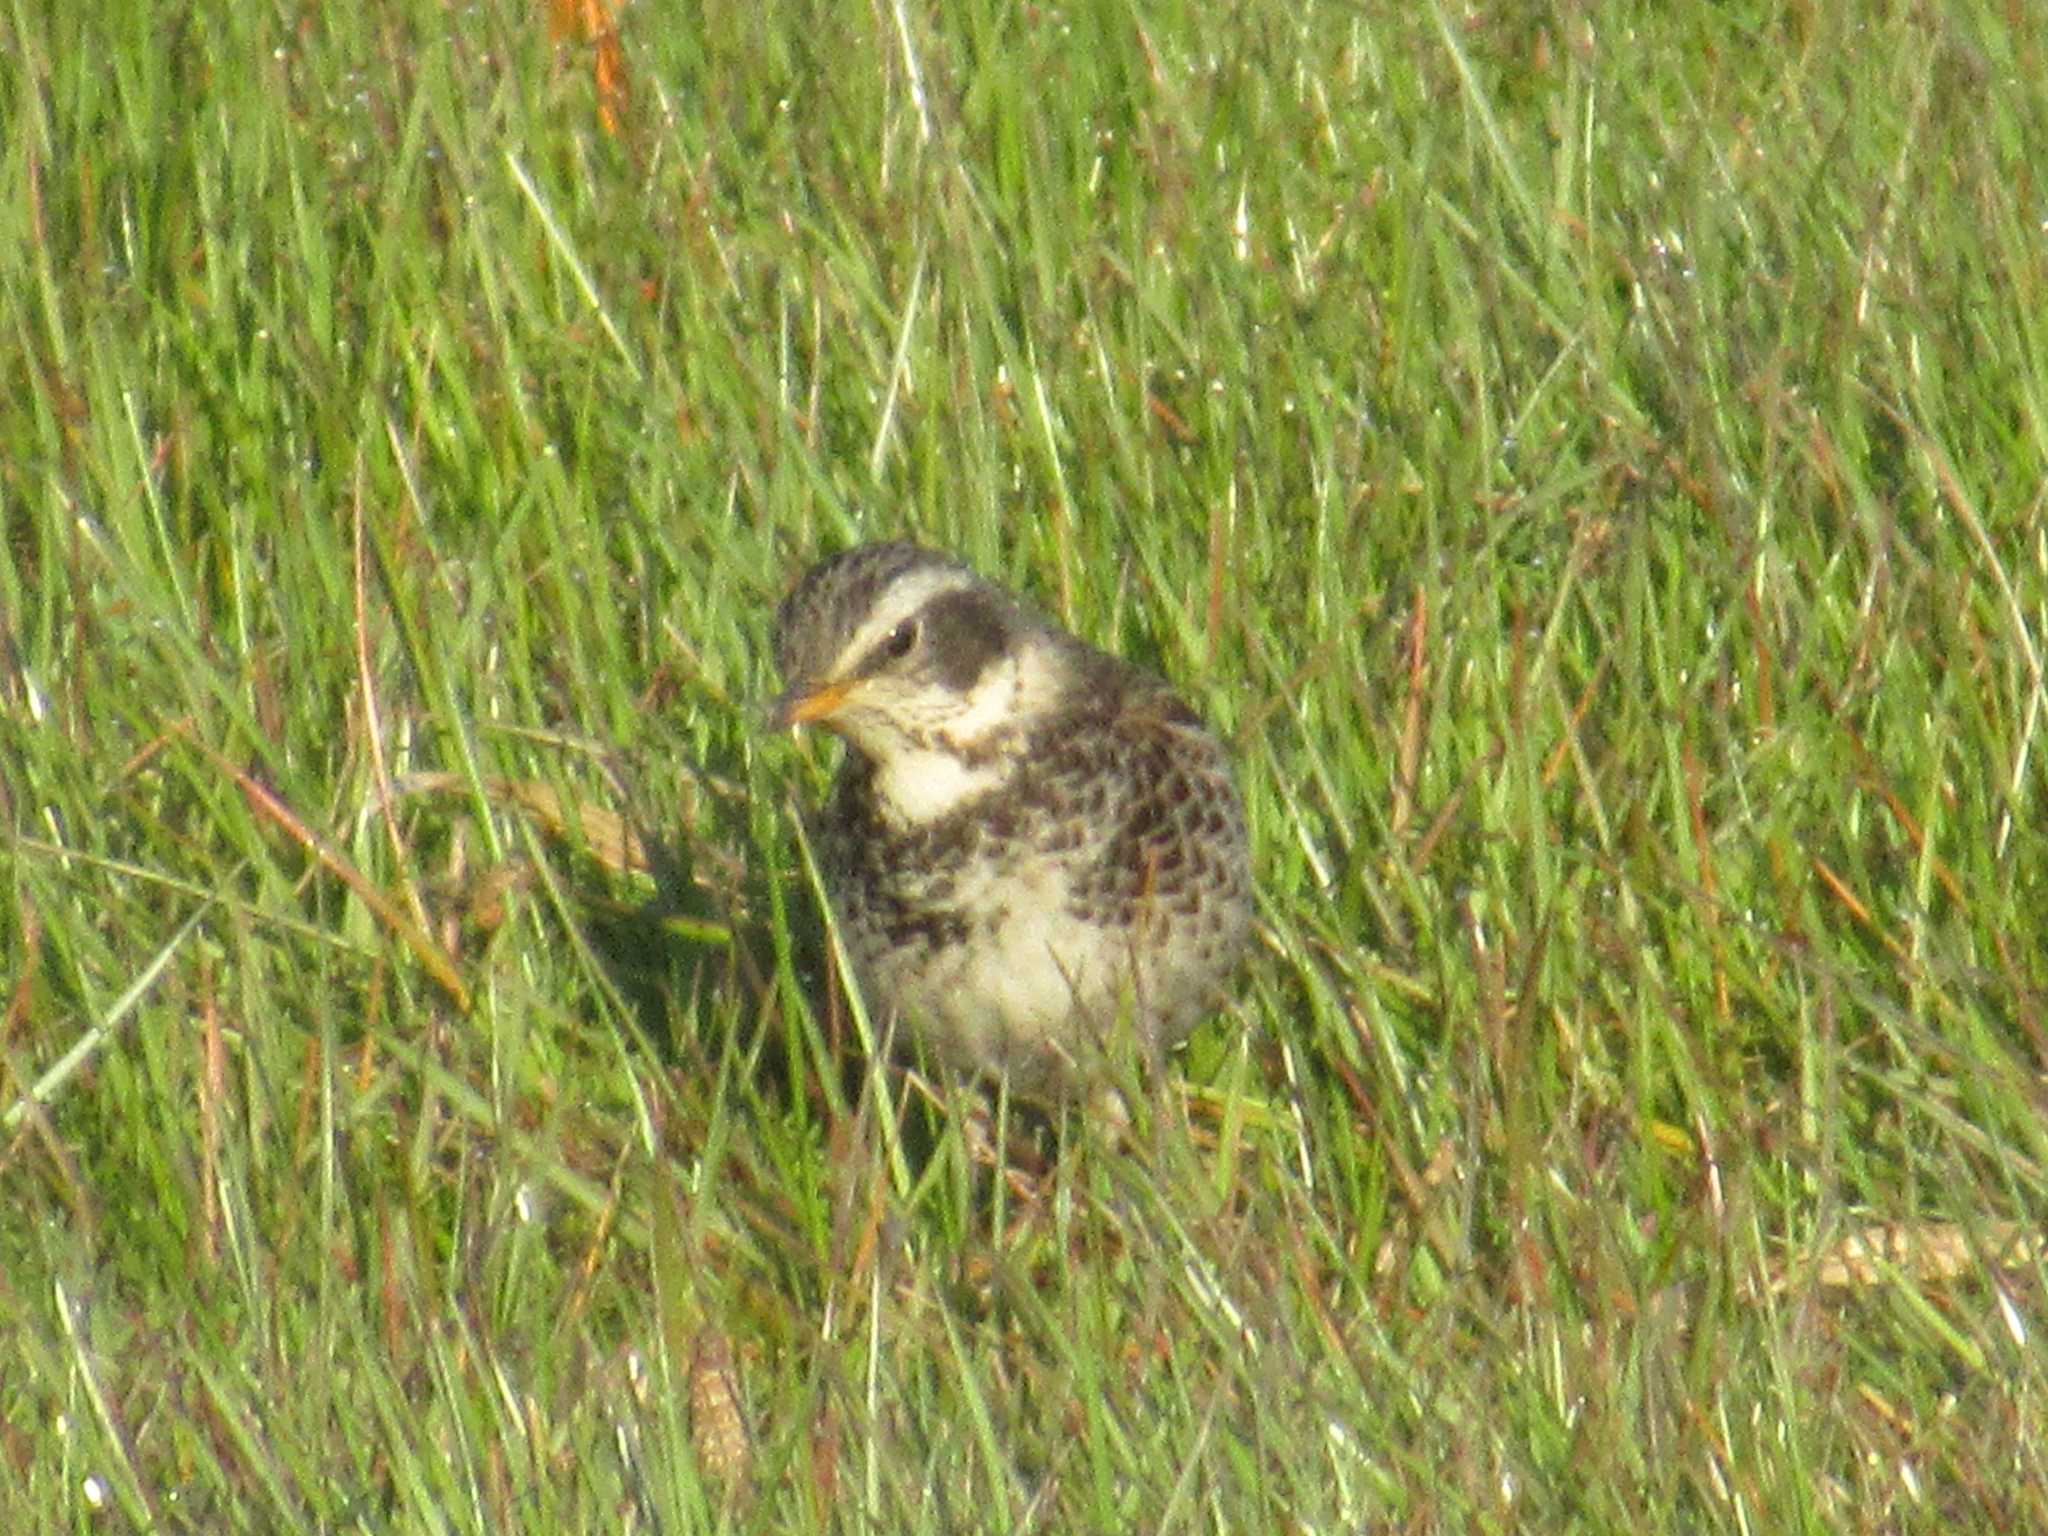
[834,568,979,676]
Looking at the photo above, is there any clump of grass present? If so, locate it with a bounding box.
[3,0,2044,1528]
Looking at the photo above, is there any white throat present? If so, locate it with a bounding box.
[872,747,1008,827]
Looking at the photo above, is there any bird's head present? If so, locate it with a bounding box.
[769,543,1068,819]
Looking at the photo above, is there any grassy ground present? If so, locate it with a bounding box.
[5,0,2047,1529]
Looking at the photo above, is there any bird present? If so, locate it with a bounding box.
[767,540,1251,1096]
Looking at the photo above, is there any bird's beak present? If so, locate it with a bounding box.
[767,677,854,731]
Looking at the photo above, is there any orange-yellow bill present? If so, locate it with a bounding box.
[774,678,854,727]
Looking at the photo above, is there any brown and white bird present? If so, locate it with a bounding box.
[768,541,1251,1095]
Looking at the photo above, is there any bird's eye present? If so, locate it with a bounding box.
[878,619,920,663]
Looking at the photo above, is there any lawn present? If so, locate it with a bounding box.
[4,0,2047,1529]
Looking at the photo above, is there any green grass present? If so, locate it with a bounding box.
[5,0,2047,1528]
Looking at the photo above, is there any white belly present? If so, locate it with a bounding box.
[858,855,1133,1078]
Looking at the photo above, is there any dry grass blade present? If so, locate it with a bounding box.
[1792,1221,2046,1293]
[394,771,651,878]
[546,0,631,136]
[196,742,471,1012]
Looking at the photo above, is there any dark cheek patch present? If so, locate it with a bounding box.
[922,590,1008,691]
